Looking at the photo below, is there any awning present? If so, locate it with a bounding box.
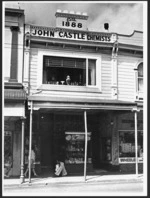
[28,95,138,111]
[4,89,27,100]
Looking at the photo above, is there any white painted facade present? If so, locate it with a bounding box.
[26,31,143,103]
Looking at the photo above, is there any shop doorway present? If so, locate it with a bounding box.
[39,113,54,174]
[36,110,114,175]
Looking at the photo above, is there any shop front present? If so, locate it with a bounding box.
[4,88,26,177]
[118,111,143,173]
[25,97,141,177]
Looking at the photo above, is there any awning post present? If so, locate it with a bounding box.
[132,107,140,175]
[29,101,33,183]
[84,110,88,182]
[20,116,26,184]
[134,109,138,175]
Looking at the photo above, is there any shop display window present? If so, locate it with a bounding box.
[4,131,13,168]
[65,132,92,164]
[119,130,143,158]
[43,56,96,86]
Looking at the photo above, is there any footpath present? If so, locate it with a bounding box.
[3,173,143,188]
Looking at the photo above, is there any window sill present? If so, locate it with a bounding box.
[135,92,143,101]
[38,84,101,93]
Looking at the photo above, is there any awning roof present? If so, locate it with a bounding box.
[4,89,27,101]
[28,95,139,111]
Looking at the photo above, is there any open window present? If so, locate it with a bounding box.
[43,56,96,86]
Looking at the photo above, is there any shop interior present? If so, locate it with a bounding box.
[25,109,114,176]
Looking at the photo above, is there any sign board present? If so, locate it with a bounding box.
[119,157,143,163]
[30,26,117,43]
[56,16,87,31]
[55,11,88,31]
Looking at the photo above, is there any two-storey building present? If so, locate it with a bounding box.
[23,10,143,176]
[4,7,26,179]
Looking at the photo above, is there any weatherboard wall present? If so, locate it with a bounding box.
[117,55,143,102]
[29,46,141,102]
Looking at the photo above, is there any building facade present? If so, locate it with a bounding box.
[3,8,143,179]
[4,8,26,177]
[23,10,143,176]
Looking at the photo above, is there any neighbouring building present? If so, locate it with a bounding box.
[4,8,26,177]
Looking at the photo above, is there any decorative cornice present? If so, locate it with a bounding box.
[117,30,143,37]
[5,8,24,17]
[30,25,113,36]
[55,12,88,20]
[10,26,20,31]
[5,82,23,89]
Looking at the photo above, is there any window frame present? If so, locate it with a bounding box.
[134,61,143,100]
[137,62,143,93]
[118,130,143,163]
[37,50,101,92]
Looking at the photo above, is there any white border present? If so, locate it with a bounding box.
[3,1,147,196]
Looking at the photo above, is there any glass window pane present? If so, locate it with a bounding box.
[138,63,143,77]
[43,56,86,86]
[138,79,143,92]
[88,59,96,86]
[4,131,13,176]
[119,131,143,157]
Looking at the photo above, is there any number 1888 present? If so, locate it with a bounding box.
[62,21,82,28]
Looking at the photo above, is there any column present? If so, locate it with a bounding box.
[9,26,19,82]
[23,30,31,94]
[111,42,118,99]
[134,110,138,175]
[132,107,140,175]
[84,110,88,182]
[29,101,33,183]
[20,117,26,184]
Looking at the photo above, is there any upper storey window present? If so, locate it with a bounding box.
[43,56,96,86]
[137,62,143,93]
[135,62,143,100]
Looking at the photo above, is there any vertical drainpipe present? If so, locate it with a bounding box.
[84,110,88,182]
[29,101,33,183]
[20,116,26,183]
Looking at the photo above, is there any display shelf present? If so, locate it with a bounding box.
[65,132,92,164]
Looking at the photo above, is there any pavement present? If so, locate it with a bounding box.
[3,172,143,188]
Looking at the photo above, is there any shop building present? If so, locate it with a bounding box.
[4,8,27,179]
[23,10,143,176]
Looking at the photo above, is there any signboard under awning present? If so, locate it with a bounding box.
[4,103,25,117]
[119,157,143,163]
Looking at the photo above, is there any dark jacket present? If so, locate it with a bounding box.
[57,147,66,162]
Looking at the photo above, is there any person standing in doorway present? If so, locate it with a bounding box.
[55,145,67,177]
[24,146,38,177]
